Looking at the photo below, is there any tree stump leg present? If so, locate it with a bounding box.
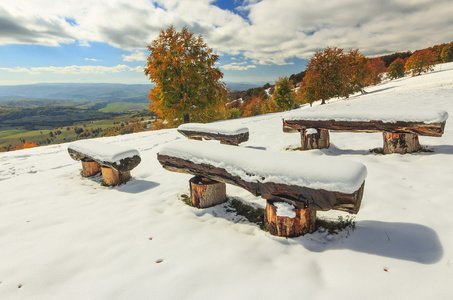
[189,176,226,208]
[101,167,131,186]
[265,200,316,237]
[81,160,102,177]
[383,132,421,154]
[300,128,330,150]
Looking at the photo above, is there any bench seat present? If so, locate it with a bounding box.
[157,140,367,214]
[283,108,448,153]
[177,122,249,145]
[68,140,141,185]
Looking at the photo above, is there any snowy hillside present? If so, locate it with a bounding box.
[1,63,453,299]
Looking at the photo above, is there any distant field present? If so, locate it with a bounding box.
[99,102,149,113]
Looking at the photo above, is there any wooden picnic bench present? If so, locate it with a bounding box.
[283,109,448,154]
[177,122,249,145]
[68,140,141,186]
[157,140,367,237]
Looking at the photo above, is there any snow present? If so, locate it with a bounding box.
[306,128,318,135]
[178,122,249,135]
[274,202,296,218]
[159,139,367,194]
[285,100,449,124]
[68,139,140,163]
[1,62,453,299]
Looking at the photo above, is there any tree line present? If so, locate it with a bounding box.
[144,26,452,127]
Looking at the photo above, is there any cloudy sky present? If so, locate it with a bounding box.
[1,0,452,85]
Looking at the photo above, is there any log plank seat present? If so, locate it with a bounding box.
[157,140,367,237]
[68,140,141,186]
[177,123,249,145]
[283,109,448,154]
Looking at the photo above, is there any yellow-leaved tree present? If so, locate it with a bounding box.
[144,26,227,126]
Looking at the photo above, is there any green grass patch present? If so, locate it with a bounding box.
[99,102,148,113]
[316,215,356,234]
[227,198,266,230]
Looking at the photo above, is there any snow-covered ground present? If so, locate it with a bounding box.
[1,63,453,299]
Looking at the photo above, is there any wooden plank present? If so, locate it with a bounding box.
[177,129,249,145]
[283,119,446,137]
[68,148,141,172]
[157,154,365,214]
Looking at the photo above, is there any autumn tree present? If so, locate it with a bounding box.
[301,47,347,105]
[366,57,387,85]
[387,58,406,79]
[273,76,297,110]
[440,42,453,63]
[144,26,227,125]
[344,49,371,95]
[405,49,437,76]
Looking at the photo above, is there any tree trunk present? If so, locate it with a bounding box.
[101,167,131,186]
[81,160,102,177]
[383,132,421,154]
[265,200,316,237]
[190,176,226,208]
[300,128,330,150]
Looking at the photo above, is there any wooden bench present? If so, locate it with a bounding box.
[157,140,367,237]
[68,140,141,186]
[177,122,249,145]
[283,109,448,154]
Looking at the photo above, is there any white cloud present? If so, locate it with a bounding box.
[0,64,143,75]
[122,51,147,62]
[1,0,453,65]
[85,58,100,62]
[222,62,257,71]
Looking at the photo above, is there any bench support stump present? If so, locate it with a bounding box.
[265,200,316,237]
[190,176,226,208]
[383,132,421,154]
[81,160,102,177]
[300,129,330,150]
[101,167,131,186]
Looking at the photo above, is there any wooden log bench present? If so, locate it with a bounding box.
[177,122,249,145]
[157,140,367,237]
[283,109,448,154]
[68,140,141,186]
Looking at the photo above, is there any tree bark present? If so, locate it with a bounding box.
[383,132,421,154]
[190,176,226,208]
[81,160,101,177]
[265,200,316,237]
[178,129,249,146]
[101,167,131,186]
[300,128,330,150]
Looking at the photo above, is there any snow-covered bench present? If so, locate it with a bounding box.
[157,140,367,237]
[68,140,141,186]
[283,109,448,154]
[177,122,249,145]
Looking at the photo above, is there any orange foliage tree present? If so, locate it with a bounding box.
[387,58,406,79]
[366,57,387,85]
[405,49,438,76]
[301,47,347,105]
[344,49,371,94]
[144,26,227,125]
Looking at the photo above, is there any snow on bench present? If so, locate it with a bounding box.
[177,122,249,145]
[283,108,448,154]
[157,140,367,237]
[68,140,141,186]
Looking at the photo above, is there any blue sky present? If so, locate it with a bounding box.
[1,0,452,85]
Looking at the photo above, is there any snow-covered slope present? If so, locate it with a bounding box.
[1,63,453,300]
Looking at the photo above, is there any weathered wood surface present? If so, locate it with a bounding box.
[157,154,365,214]
[68,148,141,172]
[300,129,330,150]
[189,176,227,208]
[383,132,421,154]
[283,119,446,137]
[177,129,249,145]
[81,160,102,177]
[101,167,131,186]
[265,200,316,237]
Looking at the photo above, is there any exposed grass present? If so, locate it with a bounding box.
[316,215,356,234]
[226,198,266,230]
[99,102,149,113]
